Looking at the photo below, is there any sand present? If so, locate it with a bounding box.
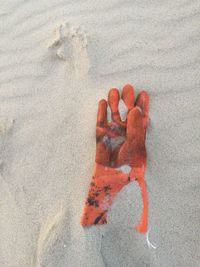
[0,0,200,266]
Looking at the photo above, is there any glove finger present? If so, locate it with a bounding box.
[126,107,143,141]
[108,88,122,124]
[96,99,112,165]
[135,90,149,128]
[96,99,107,127]
[121,84,135,111]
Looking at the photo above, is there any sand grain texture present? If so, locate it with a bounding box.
[0,0,200,266]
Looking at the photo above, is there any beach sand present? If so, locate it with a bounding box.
[0,1,200,266]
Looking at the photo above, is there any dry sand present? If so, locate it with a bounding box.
[0,1,200,266]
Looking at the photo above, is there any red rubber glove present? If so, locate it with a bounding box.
[81,84,149,233]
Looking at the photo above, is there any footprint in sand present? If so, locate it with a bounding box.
[48,22,90,76]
